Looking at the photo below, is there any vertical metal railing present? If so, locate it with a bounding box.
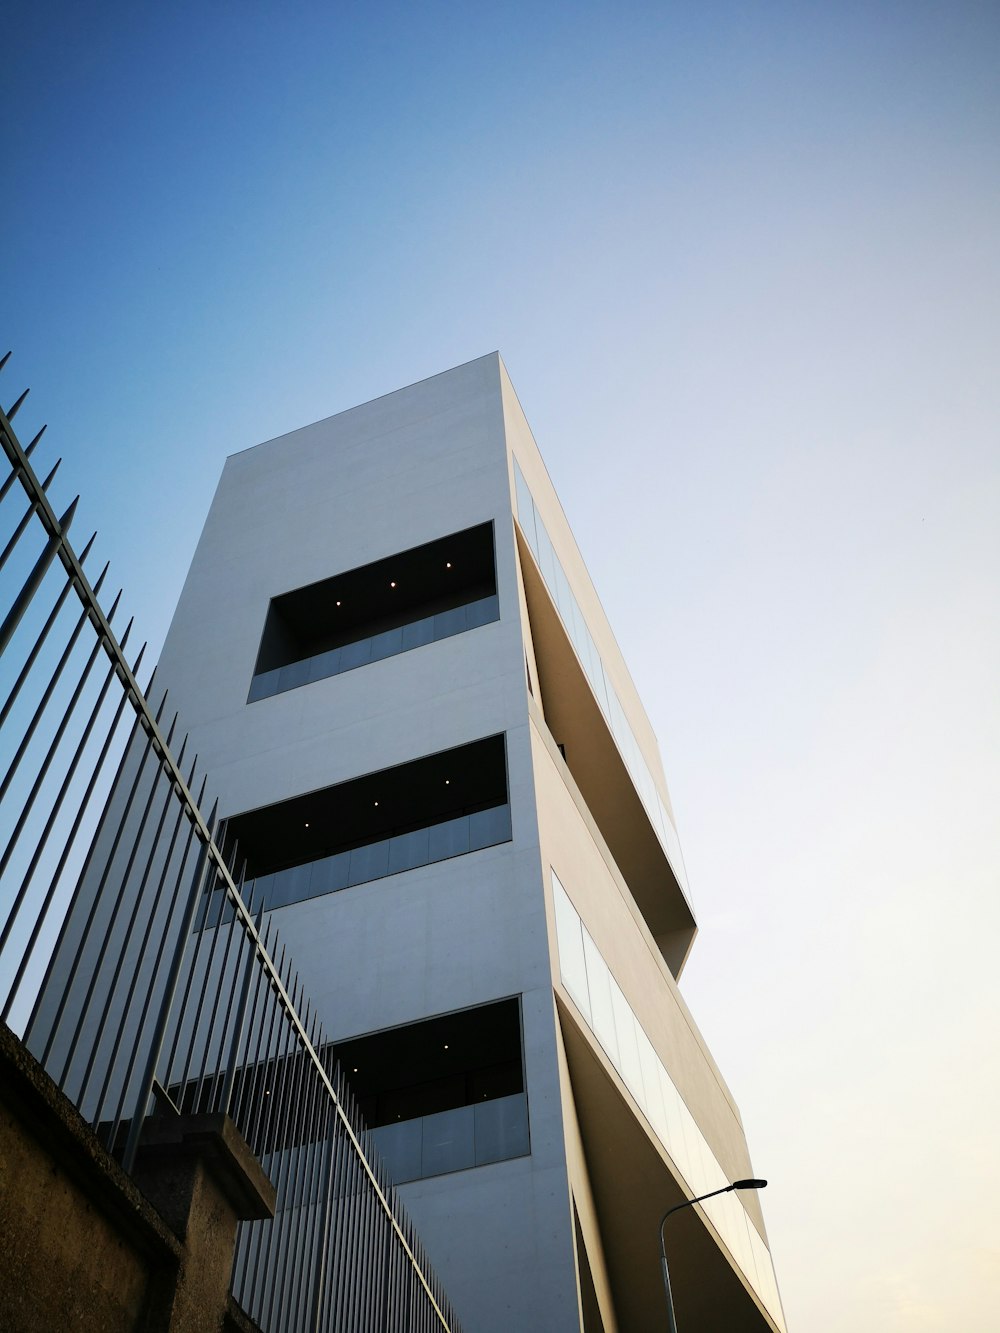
[0,357,463,1333]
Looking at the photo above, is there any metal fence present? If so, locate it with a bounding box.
[0,358,463,1333]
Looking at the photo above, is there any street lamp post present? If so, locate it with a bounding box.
[659,1178,767,1333]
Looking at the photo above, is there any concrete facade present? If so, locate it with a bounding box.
[154,354,786,1332]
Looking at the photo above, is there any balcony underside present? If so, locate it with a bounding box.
[557,996,780,1333]
[517,528,696,973]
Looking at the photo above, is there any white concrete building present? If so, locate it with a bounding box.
[156,354,786,1332]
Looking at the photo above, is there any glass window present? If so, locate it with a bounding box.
[433,604,468,639]
[658,1066,690,1175]
[581,629,609,714]
[372,1119,422,1185]
[512,459,538,556]
[474,1092,530,1166]
[369,626,403,662]
[634,1024,668,1142]
[727,1196,757,1287]
[347,839,390,886]
[339,637,373,671]
[248,669,280,703]
[277,658,311,694]
[552,558,575,629]
[607,687,631,754]
[274,861,312,907]
[307,647,341,683]
[609,976,644,1105]
[582,927,619,1068]
[248,872,274,909]
[421,1105,475,1176]
[551,874,591,1022]
[468,804,511,851]
[401,615,436,650]
[534,515,560,599]
[387,826,431,874]
[427,815,470,861]
[309,851,350,897]
[680,1107,719,1197]
[565,589,589,667]
[465,595,500,630]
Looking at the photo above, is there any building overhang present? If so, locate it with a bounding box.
[556,993,782,1333]
[516,526,696,973]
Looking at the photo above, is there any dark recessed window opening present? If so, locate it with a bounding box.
[248,522,499,701]
[330,999,530,1182]
[167,999,528,1175]
[219,734,511,912]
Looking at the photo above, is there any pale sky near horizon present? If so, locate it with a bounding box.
[6,3,1000,1329]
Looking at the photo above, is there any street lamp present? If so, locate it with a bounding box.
[659,1178,767,1333]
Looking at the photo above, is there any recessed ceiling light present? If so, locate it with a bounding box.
[336,600,341,606]
[374,801,379,807]
[445,779,450,785]
[443,1044,449,1050]
[352,1067,358,1073]
[390,581,396,588]
[446,562,452,569]
[304,822,310,828]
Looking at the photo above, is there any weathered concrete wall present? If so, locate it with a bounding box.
[0,1024,270,1333]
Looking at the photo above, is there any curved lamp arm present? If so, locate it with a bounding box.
[658,1179,767,1333]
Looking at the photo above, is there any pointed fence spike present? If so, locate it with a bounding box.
[57,495,79,532]
[91,561,110,596]
[118,616,135,649]
[105,588,123,620]
[41,458,62,489]
[77,531,97,563]
[24,423,46,454]
[0,351,11,373]
[6,387,29,419]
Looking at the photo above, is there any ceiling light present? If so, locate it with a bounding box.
[443,1044,449,1050]
[390,581,396,588]
[446,562,452,568]
[304,822,310,828]
[336,600,341,607]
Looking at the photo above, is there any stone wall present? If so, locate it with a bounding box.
[0,1024,273,1333]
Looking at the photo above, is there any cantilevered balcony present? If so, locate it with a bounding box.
[549,873,785,1333]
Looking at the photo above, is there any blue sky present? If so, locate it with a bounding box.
[5,3,1000,1328]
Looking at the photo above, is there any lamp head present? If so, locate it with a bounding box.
[732,1178,767,1191]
